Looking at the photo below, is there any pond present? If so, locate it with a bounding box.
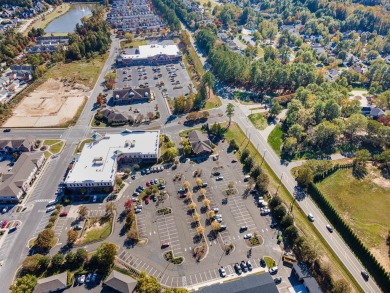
[45,4,95,34]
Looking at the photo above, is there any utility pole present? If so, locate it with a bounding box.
[275,172,284,196]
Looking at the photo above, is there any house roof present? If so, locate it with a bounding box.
[292,262,322,293]
[113,87,150,101]
[33,272,68,293]
[370,107,385,117]
[194,272,278,293]
[104,270,138,293]
[0,136,34,149]
[188,130,213,155]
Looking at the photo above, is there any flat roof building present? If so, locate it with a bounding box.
[65,130,160,191]
[117,44,182,66]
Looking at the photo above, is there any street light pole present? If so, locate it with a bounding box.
[275,172,284,196]
[260,149,267,167]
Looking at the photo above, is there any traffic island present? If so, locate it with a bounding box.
[164,251,184,265]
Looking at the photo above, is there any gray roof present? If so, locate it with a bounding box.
[104,270,138,293]
[100,108,128,122]
[0,152,43,198]
[113,87,150,102]
[0,135,34,150]
[292,262,322,293]
[33,271,68,293]
[188,130,213,155]
[194,273,278,293]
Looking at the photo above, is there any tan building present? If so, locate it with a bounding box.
[0,152,45,203]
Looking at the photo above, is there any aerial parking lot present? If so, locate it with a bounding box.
[115,138,293,291]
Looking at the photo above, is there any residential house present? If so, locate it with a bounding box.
[33,272,68,293]
[188,130,213,156]
[99,108,130,124]
[103,270,138,293]
[362,106,386,118]
[292,262,322,293]
[326,68,341,81]
[0,136,35,153]
[194,273,278,293]
[0,152,45,203]
[113,87,150,104]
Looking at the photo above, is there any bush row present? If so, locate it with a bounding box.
[313,163,354,183]
[308,183,390,291]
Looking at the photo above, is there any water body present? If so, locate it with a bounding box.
[45,4,94,34]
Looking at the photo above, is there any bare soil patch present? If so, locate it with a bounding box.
[3,78,89,127]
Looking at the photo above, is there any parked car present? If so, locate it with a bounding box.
[213,171,221,176]
[178,188,185,193]
[59,212,67,217]
[269,267,278,274]
[308,213,315,222]
[219,266,226,277]
[161,242,170,249]
[91,273,97,282]
[216,176,224,181]
[270,222,277,229]
[46,206,56,213]
[93,195,97,203]
[213,208,219,213]
[158,185,165,190]
[274,277,282,284]
[131,198,137,202]
[145,198,150,204]
[260,258,266,267]
[260,208,270,215]
[146,181,151,187]
[1,221,7,228]
[247,260,253,271]
[326,224,333,232]
[240,261,248,273]
[240,226,248,232]
[243,233,252,239]
[234,263,242,274]
[219,225,227,231]
[133,192,140,197]
[136,205,143,210]
[78,275,86,284]
[73,225,82,230]
[231,159,237,163]
[135,209,141,213]
[86,273,92,283]
[201,182,208,187]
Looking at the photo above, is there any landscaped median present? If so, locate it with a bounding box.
[42,139,65,158]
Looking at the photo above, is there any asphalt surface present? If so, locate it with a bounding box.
[0,31,382,293]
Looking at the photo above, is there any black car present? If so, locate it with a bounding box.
[213,171,221,176]
[361,270,369,281]
[240,261,248,273]
[3,128,11,132]
[274,277,282,284]
[234,263,242,274]
[260,258,266,267]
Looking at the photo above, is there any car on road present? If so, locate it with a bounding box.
[240,226,248,232]
[78,275,86,284]
[240,261,248,272]
[260,258,266,267]
[86,273,92,283]
[59,212,67,217]
[219,266,226,277]
[361,270,369,280]
[274,277,282,284]
[243,233,252,239]
[326,224,333,232]
[3,129,11,132]
[145,198,150,204]
[216,176,224,181]
[247,260,253,271]
[135,209,141,213]
[161,243,170,249]
[234,263,242,274]
[308,213,315,222]
[269,267,278,274]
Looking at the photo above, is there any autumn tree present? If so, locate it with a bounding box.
[10,275,37,293]
[137,271,161,293]
[35,229,55,251]
[78,205,88,219]
[67,230,78,245]
[211,221,221,232]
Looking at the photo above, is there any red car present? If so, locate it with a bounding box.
[59,212,68,217]
[146,181,151,187]
[1,221,8,228]
[145,198,150,204]
[161,243,170,249]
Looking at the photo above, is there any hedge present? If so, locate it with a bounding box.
[313,163,354,183]
[308,183,390,291]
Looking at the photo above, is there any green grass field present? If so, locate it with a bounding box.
[224,122,362,291]
[248,113,267,130]
[267,124,283,156]
[49,142,64,154]
[78,218,112,245]
[75,138,94,154]
[317,167,390,269]
[120,40,147,49]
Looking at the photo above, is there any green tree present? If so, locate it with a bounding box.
[202,71,215,100]
[137,271,162,293]
[10,275,37,293]
[284,225,299,243]
[105,202,115,219]
[74,248,88,268]
[295,167,313,187]
[22,254,44,274]
[270,102,283,117]
[226,103,235,126]
[269,196,282,209]
[124,32,134,43]
[283,137,298,156]
[51,253,64,270]
[280,214,294,230]
[229,139,239,150]
[240,149,250,162]
[183,145,192,155]
[273,204,287,221]
[251,165,262,179]
[256,173,269,194]
[344,114,367,139]
[162,147,179,162]
[91,242,118,273]
[324,99,340,121]
[35,229,55,251]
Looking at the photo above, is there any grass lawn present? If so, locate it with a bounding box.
[75,138,94,154]
[43,139,59,146]
[267,124,283,156]
[46,55,107,89]
[223,122,362,291]
[316,167,390,270]
[248,113,267,130]
[196,0,220,10]
[49,141,64,154]
[203,91,221,110]
[78,218,112,245]
[120,39,147,49]
[188,45,205,77]
[264,256,276,268]
[179,127,202,137]
[24,3,71,36]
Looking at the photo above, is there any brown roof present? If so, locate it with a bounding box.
[33,272,68,293]
[100,109,128,123]
[113,87,150,102]
[188,130,213,155]
[0,152,44,198]
[104,270,138,293]
[0,135,34,150]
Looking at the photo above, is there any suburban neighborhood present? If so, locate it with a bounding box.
[0,0,389,292]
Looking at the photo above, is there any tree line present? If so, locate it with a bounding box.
[151,0,181,32]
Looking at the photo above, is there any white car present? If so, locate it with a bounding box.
[46,206,56,213]
[219,266,226,277]
[135,208,141,213]
[93,195,97,203]
[269,267,278,274]
[308,213,315,222]
[243,233,253,239]
[78,275,86,284]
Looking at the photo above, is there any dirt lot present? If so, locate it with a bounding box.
[3,78,89,127]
